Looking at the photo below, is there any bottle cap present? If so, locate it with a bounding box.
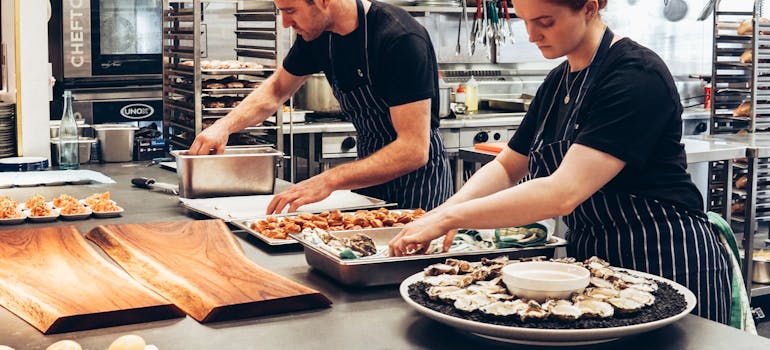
[456,84,465,93]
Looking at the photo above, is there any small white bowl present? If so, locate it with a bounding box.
[501,261,590,302]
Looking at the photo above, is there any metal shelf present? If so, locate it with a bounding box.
[163,0,286,157]
[752,284,770,297]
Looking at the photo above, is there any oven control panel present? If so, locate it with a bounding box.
[320,132,358,159]
[459,128,515,148]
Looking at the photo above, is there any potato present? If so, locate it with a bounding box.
[45,340,82,350]
[107,335,146,350]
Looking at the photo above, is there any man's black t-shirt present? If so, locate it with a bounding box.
[282,0,440,129]
[509,38,703,211]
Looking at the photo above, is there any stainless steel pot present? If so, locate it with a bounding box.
[753,258,770,284]
[295,73,341,113]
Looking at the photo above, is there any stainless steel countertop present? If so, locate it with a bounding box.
[695,133,770,158]
[682,137,748,163]
[1,163,768,349]
[460,138,748,165]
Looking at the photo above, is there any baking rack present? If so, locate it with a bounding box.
[161,0,286,152]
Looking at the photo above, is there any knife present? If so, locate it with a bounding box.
[131,177,179,195]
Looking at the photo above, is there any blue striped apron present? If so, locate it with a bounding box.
[528,28,732,324]
[325,0,453,210]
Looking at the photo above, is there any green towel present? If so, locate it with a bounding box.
[707,211,757,334]
[495,223,548,248]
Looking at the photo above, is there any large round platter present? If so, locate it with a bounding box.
[399,269,696,346]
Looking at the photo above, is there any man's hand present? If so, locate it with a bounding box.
[188,123,229,155]
[267,175,336,214]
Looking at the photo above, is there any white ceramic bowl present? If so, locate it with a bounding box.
[501,261,590,302]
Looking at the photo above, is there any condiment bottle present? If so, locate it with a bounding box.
[59,90,79,169]
[465,75,479,114]
[454,83,467,114]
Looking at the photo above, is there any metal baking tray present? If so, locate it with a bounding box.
[290,227,567,287]
[180,190,391,222]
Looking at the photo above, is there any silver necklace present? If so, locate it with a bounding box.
[563,67,587,104]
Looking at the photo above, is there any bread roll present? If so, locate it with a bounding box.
[733,101,751,117]
[179,60,194,67]
[226,81,244,88]
[737,17,770,35]
[736,175,748,189]
[205,99,226,108]
[107,335,146,350]
[206,82,226,89]
[738,20,753,35]
[740,49,753,63]
[245,81,260,88]
[731,202,745,215]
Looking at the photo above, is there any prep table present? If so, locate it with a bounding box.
[0,163,769,349]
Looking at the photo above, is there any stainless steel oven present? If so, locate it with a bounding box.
[50,0,164,125]
[56,0,163,81]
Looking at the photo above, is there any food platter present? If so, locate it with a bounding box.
[24,208,61,223]
[232,208,423,246]
[92,206,124,218]
[60,207,93,221]
[289,219,566,287]
[399,269,696,346]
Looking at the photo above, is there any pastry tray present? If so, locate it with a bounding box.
[231,208,415,246]
[290,227,567,287]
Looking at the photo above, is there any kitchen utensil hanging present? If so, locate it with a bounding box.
[465,0,513,56]
[663,0,689,22]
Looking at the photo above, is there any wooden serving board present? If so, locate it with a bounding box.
[0,226,183,334]
[86,220,331,322]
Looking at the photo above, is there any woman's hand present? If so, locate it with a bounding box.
[388,211,457,256]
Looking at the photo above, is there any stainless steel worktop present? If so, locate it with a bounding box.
[1,163,769,349]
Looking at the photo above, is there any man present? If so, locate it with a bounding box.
[189,0,453,213]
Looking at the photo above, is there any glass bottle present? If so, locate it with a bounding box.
[59,90,79,169]
[465,75,479,114]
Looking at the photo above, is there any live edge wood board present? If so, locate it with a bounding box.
[86,220,331,322]
[0,226,183,334]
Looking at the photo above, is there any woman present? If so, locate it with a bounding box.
[389,0,732,324]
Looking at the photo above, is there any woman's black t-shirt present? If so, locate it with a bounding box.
[508,38,703,211]
[282,0,440,129]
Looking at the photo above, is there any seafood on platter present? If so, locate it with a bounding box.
[418,256,662,321]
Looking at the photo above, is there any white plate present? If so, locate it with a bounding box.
[399,269,696,346]
[0,213,27,225]
[92,206,124,218]
[25,208,60,223]
[60,207,92,220]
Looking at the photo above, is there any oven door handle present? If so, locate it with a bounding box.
[73,97,161,103]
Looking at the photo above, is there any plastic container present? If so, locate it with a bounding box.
[465,76,479,114]
[93,124,139,162]
[58,91,80,169]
